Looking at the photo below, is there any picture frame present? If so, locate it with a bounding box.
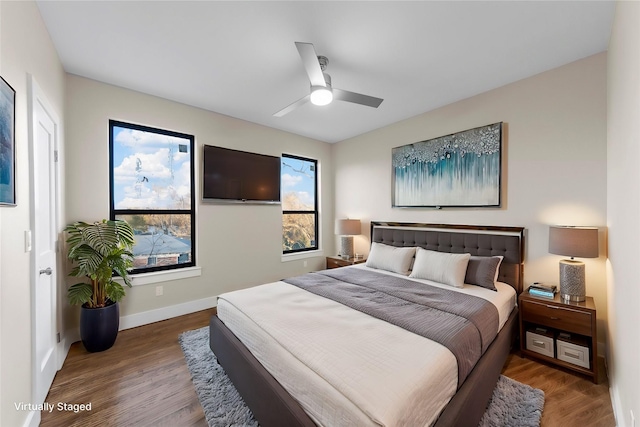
[0,76,16,206]
[392,122,502,208]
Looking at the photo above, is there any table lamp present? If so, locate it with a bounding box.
[548,226,599,302]
[335,219,361,259]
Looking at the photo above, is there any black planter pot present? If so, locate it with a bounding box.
[80,301,120,352]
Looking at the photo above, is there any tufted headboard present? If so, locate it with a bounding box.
[370,221,525,294]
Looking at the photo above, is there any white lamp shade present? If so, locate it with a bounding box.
[335,219,361,236]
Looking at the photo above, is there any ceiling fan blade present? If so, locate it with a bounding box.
[333,89,383,108]
[273,94,311,117]
[295,42,326,87]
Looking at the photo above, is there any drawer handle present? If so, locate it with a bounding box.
[564,351,580,359]
[550,316,560,320]
[532,340,546,348]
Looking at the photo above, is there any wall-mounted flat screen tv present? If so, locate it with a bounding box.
[203,145,281,204]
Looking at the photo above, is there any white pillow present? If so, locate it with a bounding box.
[409,247,471,288]
[366,243,416,275]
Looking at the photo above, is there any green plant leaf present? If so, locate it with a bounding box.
[67,282,93,306]
[105,281,126,303]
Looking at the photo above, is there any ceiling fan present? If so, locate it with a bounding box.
[273,42,384,117]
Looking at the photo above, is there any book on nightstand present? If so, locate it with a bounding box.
[528,283,557,298]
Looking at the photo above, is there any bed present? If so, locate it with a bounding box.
[210,222,525,427]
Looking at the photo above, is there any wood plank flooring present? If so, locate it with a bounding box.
[41,309,214,427]
[502,352,615,427]
[41,309,615,427]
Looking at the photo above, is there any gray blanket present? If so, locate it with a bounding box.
[283,268,499,387]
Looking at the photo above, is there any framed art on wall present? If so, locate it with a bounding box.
[0,76,16,206]
[392,122,502,208]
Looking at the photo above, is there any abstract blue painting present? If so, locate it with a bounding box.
[392,123,502,207]
[0,76,15,206]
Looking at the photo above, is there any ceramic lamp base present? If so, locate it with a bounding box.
[559,259,586,302]
[340,236,354,259]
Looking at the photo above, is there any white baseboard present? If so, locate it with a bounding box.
[23,409,38,427]
[609,384,625,427]
[119,296,217,331]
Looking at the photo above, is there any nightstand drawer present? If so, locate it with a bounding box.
[326,256,367,269]
[327,258,351,268]
[521,299,592,336]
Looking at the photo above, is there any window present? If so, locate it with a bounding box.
[110,120,195,274]
[282,154,318,254]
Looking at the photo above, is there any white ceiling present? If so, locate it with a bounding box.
[36,1,614,143]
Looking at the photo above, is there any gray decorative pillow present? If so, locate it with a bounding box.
[465,256,504,291]
[366,242,416,275]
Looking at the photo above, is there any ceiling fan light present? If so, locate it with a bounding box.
[310,86,333,106]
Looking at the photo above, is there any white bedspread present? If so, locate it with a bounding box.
[217,265,516,427]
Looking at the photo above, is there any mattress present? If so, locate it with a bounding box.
[216,265,517,427]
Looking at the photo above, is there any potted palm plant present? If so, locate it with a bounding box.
[66,219,135,352]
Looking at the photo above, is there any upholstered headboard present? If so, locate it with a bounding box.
[370,221,525,294]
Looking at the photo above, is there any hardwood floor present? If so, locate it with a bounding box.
[502,352,616,427]
[41,309,615,427]
[41,309,214,427]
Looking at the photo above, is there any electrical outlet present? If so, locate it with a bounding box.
[155,286,163,296]
[303,260,308,267]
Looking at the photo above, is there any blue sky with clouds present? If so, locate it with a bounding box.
[112,126,191,210]
[281,156,315,208]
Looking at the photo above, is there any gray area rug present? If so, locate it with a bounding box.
[180,327,544,427]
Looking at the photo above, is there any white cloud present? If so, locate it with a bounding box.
[281,173,302,188]
[115,149,172,182]
[113,147,192,209]
[115,128,188,153]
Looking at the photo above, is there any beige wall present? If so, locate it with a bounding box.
[332,53,608,347]
[607,2,640,426]
[0,1,66,426]
[65,75,332,320]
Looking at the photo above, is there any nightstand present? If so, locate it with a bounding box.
[519,292,598,383]
[325,255,366,269]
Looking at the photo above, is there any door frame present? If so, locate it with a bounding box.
[27,74,63,426]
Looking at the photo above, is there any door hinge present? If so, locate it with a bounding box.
[56,333,61,343]
[54,150,59,162]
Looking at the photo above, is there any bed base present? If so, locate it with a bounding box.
[209,306,518,427]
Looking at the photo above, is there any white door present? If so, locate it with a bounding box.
[30,76,59,406]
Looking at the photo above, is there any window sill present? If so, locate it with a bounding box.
[281,250,324,262]
[114,266,202,287]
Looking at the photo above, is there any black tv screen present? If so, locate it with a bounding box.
[203,145,281,204]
